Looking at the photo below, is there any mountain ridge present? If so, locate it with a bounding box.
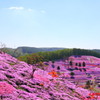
[1,46,100,58]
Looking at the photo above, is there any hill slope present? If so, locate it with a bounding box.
[1,46,100,58]
[16,46,65,53]
[93,49,100,53]
[18,48,100,64]
[0,47,65,57]
[0,52,92,100]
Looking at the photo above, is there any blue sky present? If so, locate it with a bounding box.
[0,0,100,49]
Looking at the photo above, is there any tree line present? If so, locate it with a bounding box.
[17,48,100,64]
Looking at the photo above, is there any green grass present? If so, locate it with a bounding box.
[92,87,100,93]
[9,62,17,65]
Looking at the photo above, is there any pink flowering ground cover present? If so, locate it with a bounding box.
[0,52,100,100]
[0,82,14,95]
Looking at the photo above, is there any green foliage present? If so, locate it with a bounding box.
[16,47,65,54]
[78,62,81,67]
[82,62,86,67]
[18,48,100,64]
[85,80,91,89]
[0,47,23,57]
[18,53,44,64]
[57,66,60,70]
[69,61,73,66]
[70,72,75,76]
[75,63,78,66]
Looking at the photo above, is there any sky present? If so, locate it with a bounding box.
[0,0,100,49]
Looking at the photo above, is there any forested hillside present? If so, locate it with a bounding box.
[0,47,65,57]
[93,49,100,53]
[16,46,65,54]
[18,48,100,64]
[1,46,100,59]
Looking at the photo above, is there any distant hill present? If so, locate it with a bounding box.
[18,48,100,64]
[1,46,100,58]
[16,47,100,54]
[92,49,100,53]
[16,46,65,54]
[0,46,65,57]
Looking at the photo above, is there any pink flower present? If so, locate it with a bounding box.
[0,82,14,95]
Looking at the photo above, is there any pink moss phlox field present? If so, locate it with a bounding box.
[0,52,100,99]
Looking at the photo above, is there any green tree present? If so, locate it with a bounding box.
[70,72,75,79]
[18,48,100,64]
[82,62,86,67]
[75,63,78,66]
[79,62,81,67]
[69,61,73,66]
[85,80,91,89]
[57,66,60,70]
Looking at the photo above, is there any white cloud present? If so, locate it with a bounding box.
[28,8,33,12]
[8,7,24,10]
[8,7,34,12]
[41,10,46,14]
